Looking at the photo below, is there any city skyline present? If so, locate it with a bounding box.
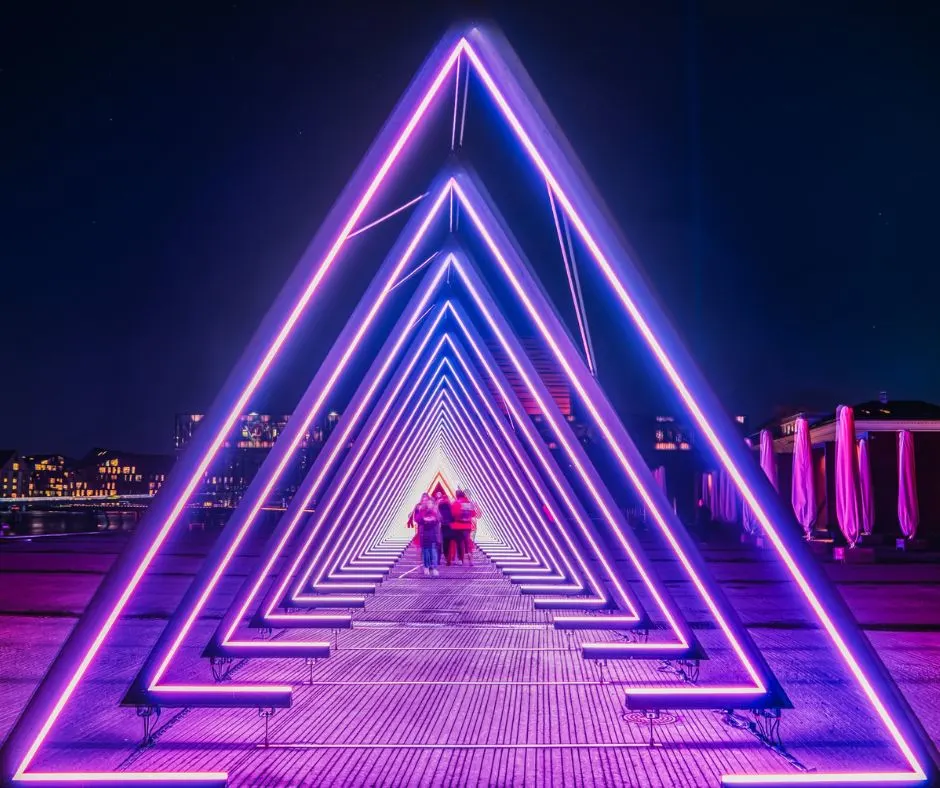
[1,2,937,456]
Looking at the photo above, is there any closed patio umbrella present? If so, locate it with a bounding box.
[719,468,738,524]
[835,405,861,547]
[791,416,816,539]
[700,472,716,514]
[898,430,919,540]
[741,438,759,535]
[654,465,667,494]
[858,437,875,536]
[760,429,778,491]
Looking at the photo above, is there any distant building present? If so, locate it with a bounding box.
[653,416,693,452]
[69,448,173,498]
[0,451,26,498]
[22,454,72,497]
[175,412,337,506]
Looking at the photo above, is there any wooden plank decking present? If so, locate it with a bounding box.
[3,531,940,785]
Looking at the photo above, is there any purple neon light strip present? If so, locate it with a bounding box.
[300,365,563,597]
[424,384,565,571]
[288,351,459,597]
[291,338,612,603]
[283,324,568,601]
[288,371,454,603]
[291,358,563,600]
[334,410,536,571]
[430,391,568,579]
[257,325,457,607]
[153,190,454,684]
[320,394,461,576]
[226,302,454,636]
[450,241,698,624]
[338,378,548,568]
[352,398,550,571]
[450,224,735,664]
[431,361,602,592]
[438,308,650,618]
[459,35,926,781]
[430,362,583,569]
[441,340,651,605]
[9,40,471,781]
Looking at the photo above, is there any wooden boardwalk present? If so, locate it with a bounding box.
[121,553,793,786]
[3,531,940,785]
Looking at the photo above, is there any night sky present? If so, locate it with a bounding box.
[1,1,938,457]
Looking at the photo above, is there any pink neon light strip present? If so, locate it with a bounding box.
[299,368,560,597]
[433,361,600,591]
[431,391,567,577]
[11,40,467,781]
[456,35,925,779]
[334,394,544,572]
[290,355,457,597]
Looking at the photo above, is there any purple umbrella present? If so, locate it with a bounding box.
[835,405,861,547]
[759,429,778,491]
[719,468,738,524]
[858,437,874,536]
[741,438,759,534]
[790,416,816,539]
[653,466,667,495]
[898,430,919,540]
[700,472,715,514]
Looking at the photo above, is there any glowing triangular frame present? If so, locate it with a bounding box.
[3,24,933,786]
[268,309,579,602]
[291,356,573,594]
[319,364,588,589]
[299,356,569,589]
[286,331,600,602]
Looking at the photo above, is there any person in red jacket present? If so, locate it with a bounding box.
[450,489,479,566]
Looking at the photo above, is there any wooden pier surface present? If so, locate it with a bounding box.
[2,530,940,786]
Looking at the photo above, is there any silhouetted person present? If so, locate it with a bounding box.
[436,491,455,565]
[450,489,479,566]
[415,494,442,576]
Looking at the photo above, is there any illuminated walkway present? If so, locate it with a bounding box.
[112,548,792,786]
[4,532,940,785]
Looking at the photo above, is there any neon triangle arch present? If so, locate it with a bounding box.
[2,22,936,788]
[426,471,454,498]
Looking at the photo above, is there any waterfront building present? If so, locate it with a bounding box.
[22,454,73,497]
[69,449,173,498]
[0,451,26,499]
[175,412,338,507]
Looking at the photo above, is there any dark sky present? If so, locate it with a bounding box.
[1,0,938,456]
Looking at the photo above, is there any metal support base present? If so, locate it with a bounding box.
[258,706,276,747]
[135,704,161,748]
[305,657,317,685]
[656,658,699,685]
[752,707,783,748]
[677,658,700,684]
[720,707,786,751]
[643,710,660,746]
[209,655,234,682]
[621,627,650,645]
[257,626,274,640]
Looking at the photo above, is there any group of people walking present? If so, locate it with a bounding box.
[408,490,480,576]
